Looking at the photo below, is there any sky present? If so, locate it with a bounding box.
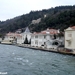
[0,0,75,21]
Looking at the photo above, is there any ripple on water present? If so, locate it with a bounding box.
[14,57,23,60]
[12,52,15,55]
[0,45,75,75]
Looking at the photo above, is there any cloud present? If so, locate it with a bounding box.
[0,0,74,21]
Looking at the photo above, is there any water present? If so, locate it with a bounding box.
[0,44,75,75]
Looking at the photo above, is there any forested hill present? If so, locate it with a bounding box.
[0,5,75,35]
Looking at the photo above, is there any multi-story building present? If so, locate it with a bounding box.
[65,26,75,50]
[2,27,31,44]
[31,28,63,49]
[2,32,22,44]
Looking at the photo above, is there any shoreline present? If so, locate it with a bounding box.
[17,44,75,56]
[1,43,75,56]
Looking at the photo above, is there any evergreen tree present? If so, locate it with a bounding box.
[24,36,28,44]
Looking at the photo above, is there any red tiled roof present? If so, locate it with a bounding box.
[6,32,22,37]
[33,28,58,35]
[71,26,75,29]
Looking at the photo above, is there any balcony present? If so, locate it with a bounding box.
[65,37,72,41]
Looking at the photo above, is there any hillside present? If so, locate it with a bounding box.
[0,5,75,36]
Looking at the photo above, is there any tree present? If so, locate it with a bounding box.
[54,34,56,39]
[24,36,28,44]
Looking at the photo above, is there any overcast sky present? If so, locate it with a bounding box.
[0,0,75,21]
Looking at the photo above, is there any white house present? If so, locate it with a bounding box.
[2,27,31,44]
[21,27,31,44]
[2,32,22,44]
[15,34,22,44]
[65,26,75,50]
[31,28,62,49]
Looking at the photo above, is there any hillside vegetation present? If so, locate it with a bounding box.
[0,5,75,36]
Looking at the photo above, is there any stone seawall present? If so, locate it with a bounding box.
[0,43,75,55]
[15,44,75,56]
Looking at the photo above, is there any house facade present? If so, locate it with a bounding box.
[2,27,31,44]
[65,26,75,49]
[21,27,31,44]
[2,32,22,44]
[31,28,63,49]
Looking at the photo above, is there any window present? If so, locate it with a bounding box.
[31,36,34,39]
[68,41,71,46]
[35,40,38,45]
[35,35,38,38]
[44,35,46,39]
[44,42,46,45]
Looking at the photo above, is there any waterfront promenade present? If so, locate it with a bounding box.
[15,44,74,55]
[1,42,74,55]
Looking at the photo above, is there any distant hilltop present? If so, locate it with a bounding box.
[0,5,75,37]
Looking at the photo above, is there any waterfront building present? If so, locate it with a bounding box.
[2,32,22,44]
[21,27,31,44]
[65,26,75,50]
[2,27,31,44]
[31,28,63,49]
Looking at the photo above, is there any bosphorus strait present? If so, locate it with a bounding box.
[0,44,75,75]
